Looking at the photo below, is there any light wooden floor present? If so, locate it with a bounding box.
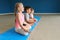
[0,14,60,40]
[0,15,14,33]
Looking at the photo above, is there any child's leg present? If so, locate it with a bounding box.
[29,23,34,26]
[15,27,29,35]
[27,19,35,26]
[28,18,37,25]
[29,19,35,22]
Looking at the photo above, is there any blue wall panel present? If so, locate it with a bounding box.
[0,0,60,13]
[20,0,60,13]
[0,0,11,13]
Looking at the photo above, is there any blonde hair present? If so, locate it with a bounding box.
[14,2,23,16]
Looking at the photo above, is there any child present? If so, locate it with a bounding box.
[15,3,31,35]
[24,6,37,25]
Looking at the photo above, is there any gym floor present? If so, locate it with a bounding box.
[0,14,60,40]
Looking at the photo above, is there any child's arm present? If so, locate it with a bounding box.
[30,9,34,19]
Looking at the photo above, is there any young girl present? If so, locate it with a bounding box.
[15,3,31,35]
[24,6,37,25]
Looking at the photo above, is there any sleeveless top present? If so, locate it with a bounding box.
[15,13,24,29]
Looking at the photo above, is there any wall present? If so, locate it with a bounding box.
[0,0,11,13]
[0,0,60,13]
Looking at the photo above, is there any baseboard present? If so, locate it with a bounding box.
[0,13,14,15]
[34,13,60,14]
[0,13,60,15]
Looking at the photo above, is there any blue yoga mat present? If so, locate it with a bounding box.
[0,16,41,40]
